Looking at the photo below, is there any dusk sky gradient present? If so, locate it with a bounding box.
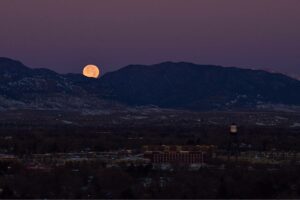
[0,0,300,77]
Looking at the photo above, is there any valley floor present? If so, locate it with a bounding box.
[0,109,300,198]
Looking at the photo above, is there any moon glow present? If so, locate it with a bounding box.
[83,64,100,78]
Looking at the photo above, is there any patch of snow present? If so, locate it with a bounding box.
[256,122,266,126]
[275,116,288,120]
[291,123,300,128]
[62,120,73,125]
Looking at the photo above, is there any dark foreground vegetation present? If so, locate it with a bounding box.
[0,110,300,198]
[1,162,300,199]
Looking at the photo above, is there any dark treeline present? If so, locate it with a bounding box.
[0,161,300,198]
[0,124,299,155]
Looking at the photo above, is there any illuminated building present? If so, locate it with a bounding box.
[143,145,216,165]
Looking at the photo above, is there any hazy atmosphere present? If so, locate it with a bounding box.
[2,1,300,199]
[0,0,300,76]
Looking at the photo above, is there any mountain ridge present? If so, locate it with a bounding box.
[99,61,300,110]
[0,57,300,111]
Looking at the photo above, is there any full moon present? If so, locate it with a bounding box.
[83,64,100,78]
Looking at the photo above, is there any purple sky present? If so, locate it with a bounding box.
[0,0,300,78]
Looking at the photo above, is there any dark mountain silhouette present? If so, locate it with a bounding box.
[0,57,114,110]
[1,57,300,111]
[98,62,300,110]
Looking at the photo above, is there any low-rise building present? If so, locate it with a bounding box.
[143,145,217,166]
